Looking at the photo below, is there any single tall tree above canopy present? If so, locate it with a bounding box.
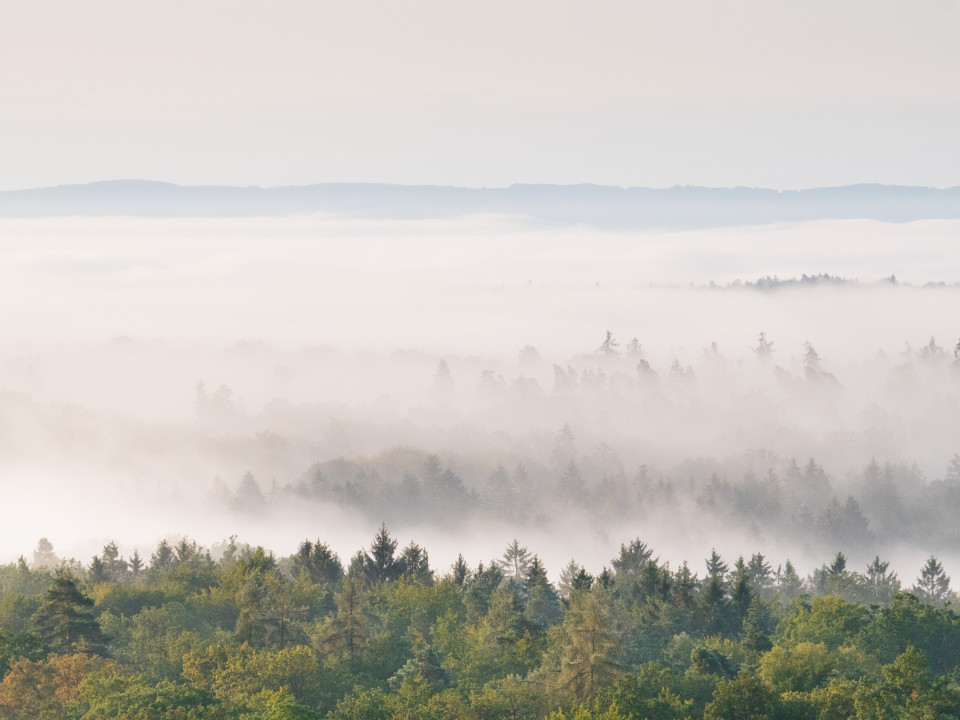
[355,523,399,584]
[611,539,654,584]
[498,539,532,582]
[705,549,729,583]
[31,570,107,655]
[914,556,951,606]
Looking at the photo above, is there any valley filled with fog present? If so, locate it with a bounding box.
[1,213,959,582]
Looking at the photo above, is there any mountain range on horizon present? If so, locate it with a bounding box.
[1,179,959,229]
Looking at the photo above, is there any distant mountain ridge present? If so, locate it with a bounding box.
[1,180,958,228]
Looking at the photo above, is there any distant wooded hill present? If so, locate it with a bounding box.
[1,180,958,228]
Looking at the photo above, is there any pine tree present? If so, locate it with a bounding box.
[451,554,469,587]
[558,587,622,697]
[571,569,595,593]
[464,562,504,622]
[753,331,774,360]
[637,559,671,603]
[597,567,614,589]
[700,574,729,635]
[597,330,620,357]
[100,541,128,581]
[397,542,432,584]
[525,557,561,627]
[262,572,308,648]
[129,549,143,577]
[741,596,773,655]
[626,337,644,358]
[559,559,582,600]
[89,555,108,585]
[32,538,57,568]
[498,539,532,582]
[731,557,753,628]
[234,574,267,646]
[362,523,399,584]
[705,549,729,583]
[175,538,198,564]
[829,552,847,577]
[611,539,653,585]
[150,540,174,572]
[317,577,372,662]
[747,553,773,597]
[235,471,265,510]
[32,570,107,655]
[294,540,344,584]
[945,454,960,484]
[914,556,951,606]
[525,556,548,590]
[777,560,803,601]
[673,562,697,611]
[864,555,900,604]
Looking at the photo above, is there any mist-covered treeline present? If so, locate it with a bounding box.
[250,447,960,562]
[4,321,959,571]
[2,528,959,718]
[3,215,960,574]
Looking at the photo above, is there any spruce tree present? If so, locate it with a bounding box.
[914,556,951,606]
[498,539,532,582]
[559,559,582,600]
[129,549,143,577]
[363,523,399,584]
[525,556,561,627]
[294,540,344,584]
[397,542,432,584]
[777,560,803,601]
[731,557,754,628]
[32,570,107,655]
[451,554,469,587]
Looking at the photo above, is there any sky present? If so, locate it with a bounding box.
[2,0,959,190]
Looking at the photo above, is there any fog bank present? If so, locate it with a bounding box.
[1,215,959,581]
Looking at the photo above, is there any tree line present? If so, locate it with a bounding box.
[2,528,960,718]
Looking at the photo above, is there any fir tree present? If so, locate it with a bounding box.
[129,549,143,577]
[497,539,532,582]
[705,549,729,584]
[731,557,753,627]
[741,596,773,655]
[451,554,469,587]
[362,523,399,584]
[777,560,803,601]
[294,540,344,584]
[559,559,583,600]
[397,542,432,584]
[150,540,174,572]
[32,538,57,568]
[914,556,951,606]
[32,570,107,655]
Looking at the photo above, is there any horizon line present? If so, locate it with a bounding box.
[4,178,960,194]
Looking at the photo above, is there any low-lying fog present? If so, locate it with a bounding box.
[1,214,959,585]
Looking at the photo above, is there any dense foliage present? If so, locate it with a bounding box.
[2,529,959,719]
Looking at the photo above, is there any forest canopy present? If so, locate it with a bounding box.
[1,528,959,719]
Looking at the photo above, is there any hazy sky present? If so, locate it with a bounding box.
[3,0,959,190]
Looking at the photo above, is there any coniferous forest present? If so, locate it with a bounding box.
[2,527,960,719]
